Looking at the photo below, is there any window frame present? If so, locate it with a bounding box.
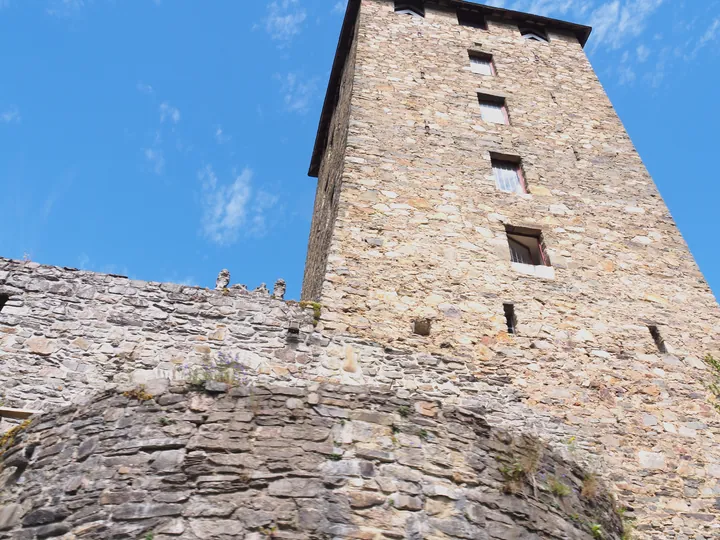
[477,93,509,125]
[468,52,496,76]
[520,26,549,42]
[505,227,551,267]
[394,0,425,17]
[491,157,527,194]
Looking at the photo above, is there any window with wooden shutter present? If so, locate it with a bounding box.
[505,227,551,267]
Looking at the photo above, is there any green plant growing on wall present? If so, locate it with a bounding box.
[589,523,604,539]
[299,301,322,326]
[328,453,343,461]
[704,354,720,412]
[397,405,410,418]
[122,385,153,402]
[183,351,251,390]
[547,475,571,497]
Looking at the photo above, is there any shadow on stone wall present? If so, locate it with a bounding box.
[0,383,624,539]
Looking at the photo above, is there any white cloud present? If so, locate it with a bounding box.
[332,1,347,14]
[200,165,252,245]
[136,82,154,94]
[199,165,278,245]
[636,44,651,61]
[276,73,319,114]
[688,18,720,58]
[144,147,165,175]
[46,0,85,17]
[159,101,181,124]
[215,126,231,144]
[589,0,664,50]
[264,0,306,42]
[1,105,20,124]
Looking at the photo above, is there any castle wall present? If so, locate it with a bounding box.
[305,1,720,537]
[301,9,360,302]
[0,384,622,540]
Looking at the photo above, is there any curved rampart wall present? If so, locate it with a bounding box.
[0,384,622,539]
[2,257,720,538]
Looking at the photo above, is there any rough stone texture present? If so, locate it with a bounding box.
[1,1,720,539]
[300,1,720,537]
[301,4,360,302]
[0,384,622,539]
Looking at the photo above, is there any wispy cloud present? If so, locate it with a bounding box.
[263,0,307,42]
[46,0,85,17]
[144,147,165,175]
[636,44,651,62]
[589,0,664,50]
[332,1,347,14]
[136,82,154,95]
[1,105,20,124]
[688,18,720,58]
[275,73,319,114]
[215,126,231,144]
[199,165,278,245]
[159,102,181,124]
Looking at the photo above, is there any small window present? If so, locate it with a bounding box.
[0,294,8,312]
[506,227,550,266]
[492,157,526,194]
[395,0,424,17]
[648,326,667,353]
[457,8,487,29]
[477,94,508,125]
[520,27,549,42]
[469,52,495,76]
[503,304,517,334]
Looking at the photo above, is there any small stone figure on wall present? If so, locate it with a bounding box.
[215,269,231,290]
[272,279,286,300]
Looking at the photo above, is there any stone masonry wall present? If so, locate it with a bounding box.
[301,8,360,302]
[0,383,623,540]
[302,1,720,538]
[304,0,720,539]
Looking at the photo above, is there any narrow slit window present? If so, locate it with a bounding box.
[648,326,667,353]
[503,303,517,334]
[506,227,550,266]
[492,158,526,194]
[395,0,424,17]
[478,94,508,125]
[469,53,495,75]
[520,27,549,42]
[457,8,487,29]
[0,294,8,312]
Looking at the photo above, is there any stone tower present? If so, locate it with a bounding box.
[302,0,720,535]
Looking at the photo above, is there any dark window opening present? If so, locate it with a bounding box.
[395,0,424,17]
[457,8,487,29]
[520,26,549,42]
[649,326,667,353]
[504,303,517,334]
[506,226,550,266]
[0,294,9,312]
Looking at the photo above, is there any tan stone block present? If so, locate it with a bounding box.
[26,336,57,356]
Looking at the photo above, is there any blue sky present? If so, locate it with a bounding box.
[0,0,718,300]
